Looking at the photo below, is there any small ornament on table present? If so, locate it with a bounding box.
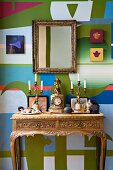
[49,78,64,113]
[89,100,100,114]
[86,99,92,113]
[64,104,73,113]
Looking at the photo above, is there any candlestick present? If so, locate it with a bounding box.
[77,73,80,81]
[71,81,73,89]
[41,80,43,91]
[27,79,43,113]
[84,80,86,88]
[28,80,31,91]
[71,77,87,113]
[35,73,37,82]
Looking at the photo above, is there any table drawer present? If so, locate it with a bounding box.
[15,118,103,131]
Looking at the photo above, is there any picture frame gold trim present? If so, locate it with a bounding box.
[32,20,77,73]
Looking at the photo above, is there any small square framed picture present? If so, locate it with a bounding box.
[27,96,48,111]
[71,98,87,110]
[6,35,24,54]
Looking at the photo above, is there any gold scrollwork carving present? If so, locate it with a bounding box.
[17,121,56,130]
[60,120,99,129]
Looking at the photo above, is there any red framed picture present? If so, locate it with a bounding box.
[90,30,104,44]
[27,96,48,111]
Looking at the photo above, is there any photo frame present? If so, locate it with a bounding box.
[71,97,87,110]
[6,35,24,54]
[27,96,48,111]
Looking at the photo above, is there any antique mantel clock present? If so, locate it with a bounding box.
[49,78,64,113]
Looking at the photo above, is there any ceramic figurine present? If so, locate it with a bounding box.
[86,99,92,113]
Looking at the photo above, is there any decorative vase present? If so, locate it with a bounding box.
[64,104,73,113]
[89,100,100,114]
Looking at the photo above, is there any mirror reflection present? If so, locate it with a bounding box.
[32,20,77,73]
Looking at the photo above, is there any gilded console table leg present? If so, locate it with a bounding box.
[96,136,101,170]
[16,137,21,170]
[10,132,19,170]
[100,133,107,170]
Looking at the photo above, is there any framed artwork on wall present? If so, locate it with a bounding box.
[27,96,48,111]
[71,97,87,110]
[90,30,104,43]
[90,48,103,61]
[6,35,24,54]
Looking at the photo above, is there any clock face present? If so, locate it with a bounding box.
[53,96,62,106]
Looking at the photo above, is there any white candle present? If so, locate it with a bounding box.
[28,80,31,90]
[71,81,73,89]
[84,80,86,88]
[41,80,43,90]
[77,73,80,81]
[35,73,37,82]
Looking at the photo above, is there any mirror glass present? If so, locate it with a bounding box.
[32,20,77,73]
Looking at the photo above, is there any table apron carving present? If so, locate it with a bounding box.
[10,113,106,170]
[16,119,103,131]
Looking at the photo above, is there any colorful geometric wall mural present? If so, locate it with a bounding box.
[0,0,113,170]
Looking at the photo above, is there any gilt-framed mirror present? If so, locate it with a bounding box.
[32,20,76,73]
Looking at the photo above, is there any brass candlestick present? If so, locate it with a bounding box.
[71,80,86,112]
[29,81,43,112]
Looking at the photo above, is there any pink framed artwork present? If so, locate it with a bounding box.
[27,96,48,111]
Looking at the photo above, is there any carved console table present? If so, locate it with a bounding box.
[10,112,106,170]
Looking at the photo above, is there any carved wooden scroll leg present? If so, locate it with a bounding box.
[10,132,19,170]
[100,133,107,170]
[16,137,21,170]
[96,136,101,170]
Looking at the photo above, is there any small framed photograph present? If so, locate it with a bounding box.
[71,97,87,110]
[27,96,48,111]
[6,35,24,54]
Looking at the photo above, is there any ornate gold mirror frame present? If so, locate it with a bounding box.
[32,20,76,73]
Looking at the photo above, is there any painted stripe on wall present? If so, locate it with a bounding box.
[40,73,55,86]
[67,134,84,150]
[100,104,113,150]
[0,157,28,170]
[0,85,113,91]
[0,44,31,49]
[0,113,12,151]
[91,90,113,104]
[1,156,113,170]
[111,23,113,59]
[0,66,34,85]
[105,157,113,170]
[0,26,32,44]
[104,2,113,19]
[67,156,84,170]
[0,91,27,113]
[50,1,93,21]
[105,85,113,90]
[44,136,55,152]
[70,65,113,88]
[44,157,55,170]
[0,26,32,64]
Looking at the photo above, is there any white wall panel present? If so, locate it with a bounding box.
[67,155,84,170]
[44,157,55,170]
[0,91,27,113]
